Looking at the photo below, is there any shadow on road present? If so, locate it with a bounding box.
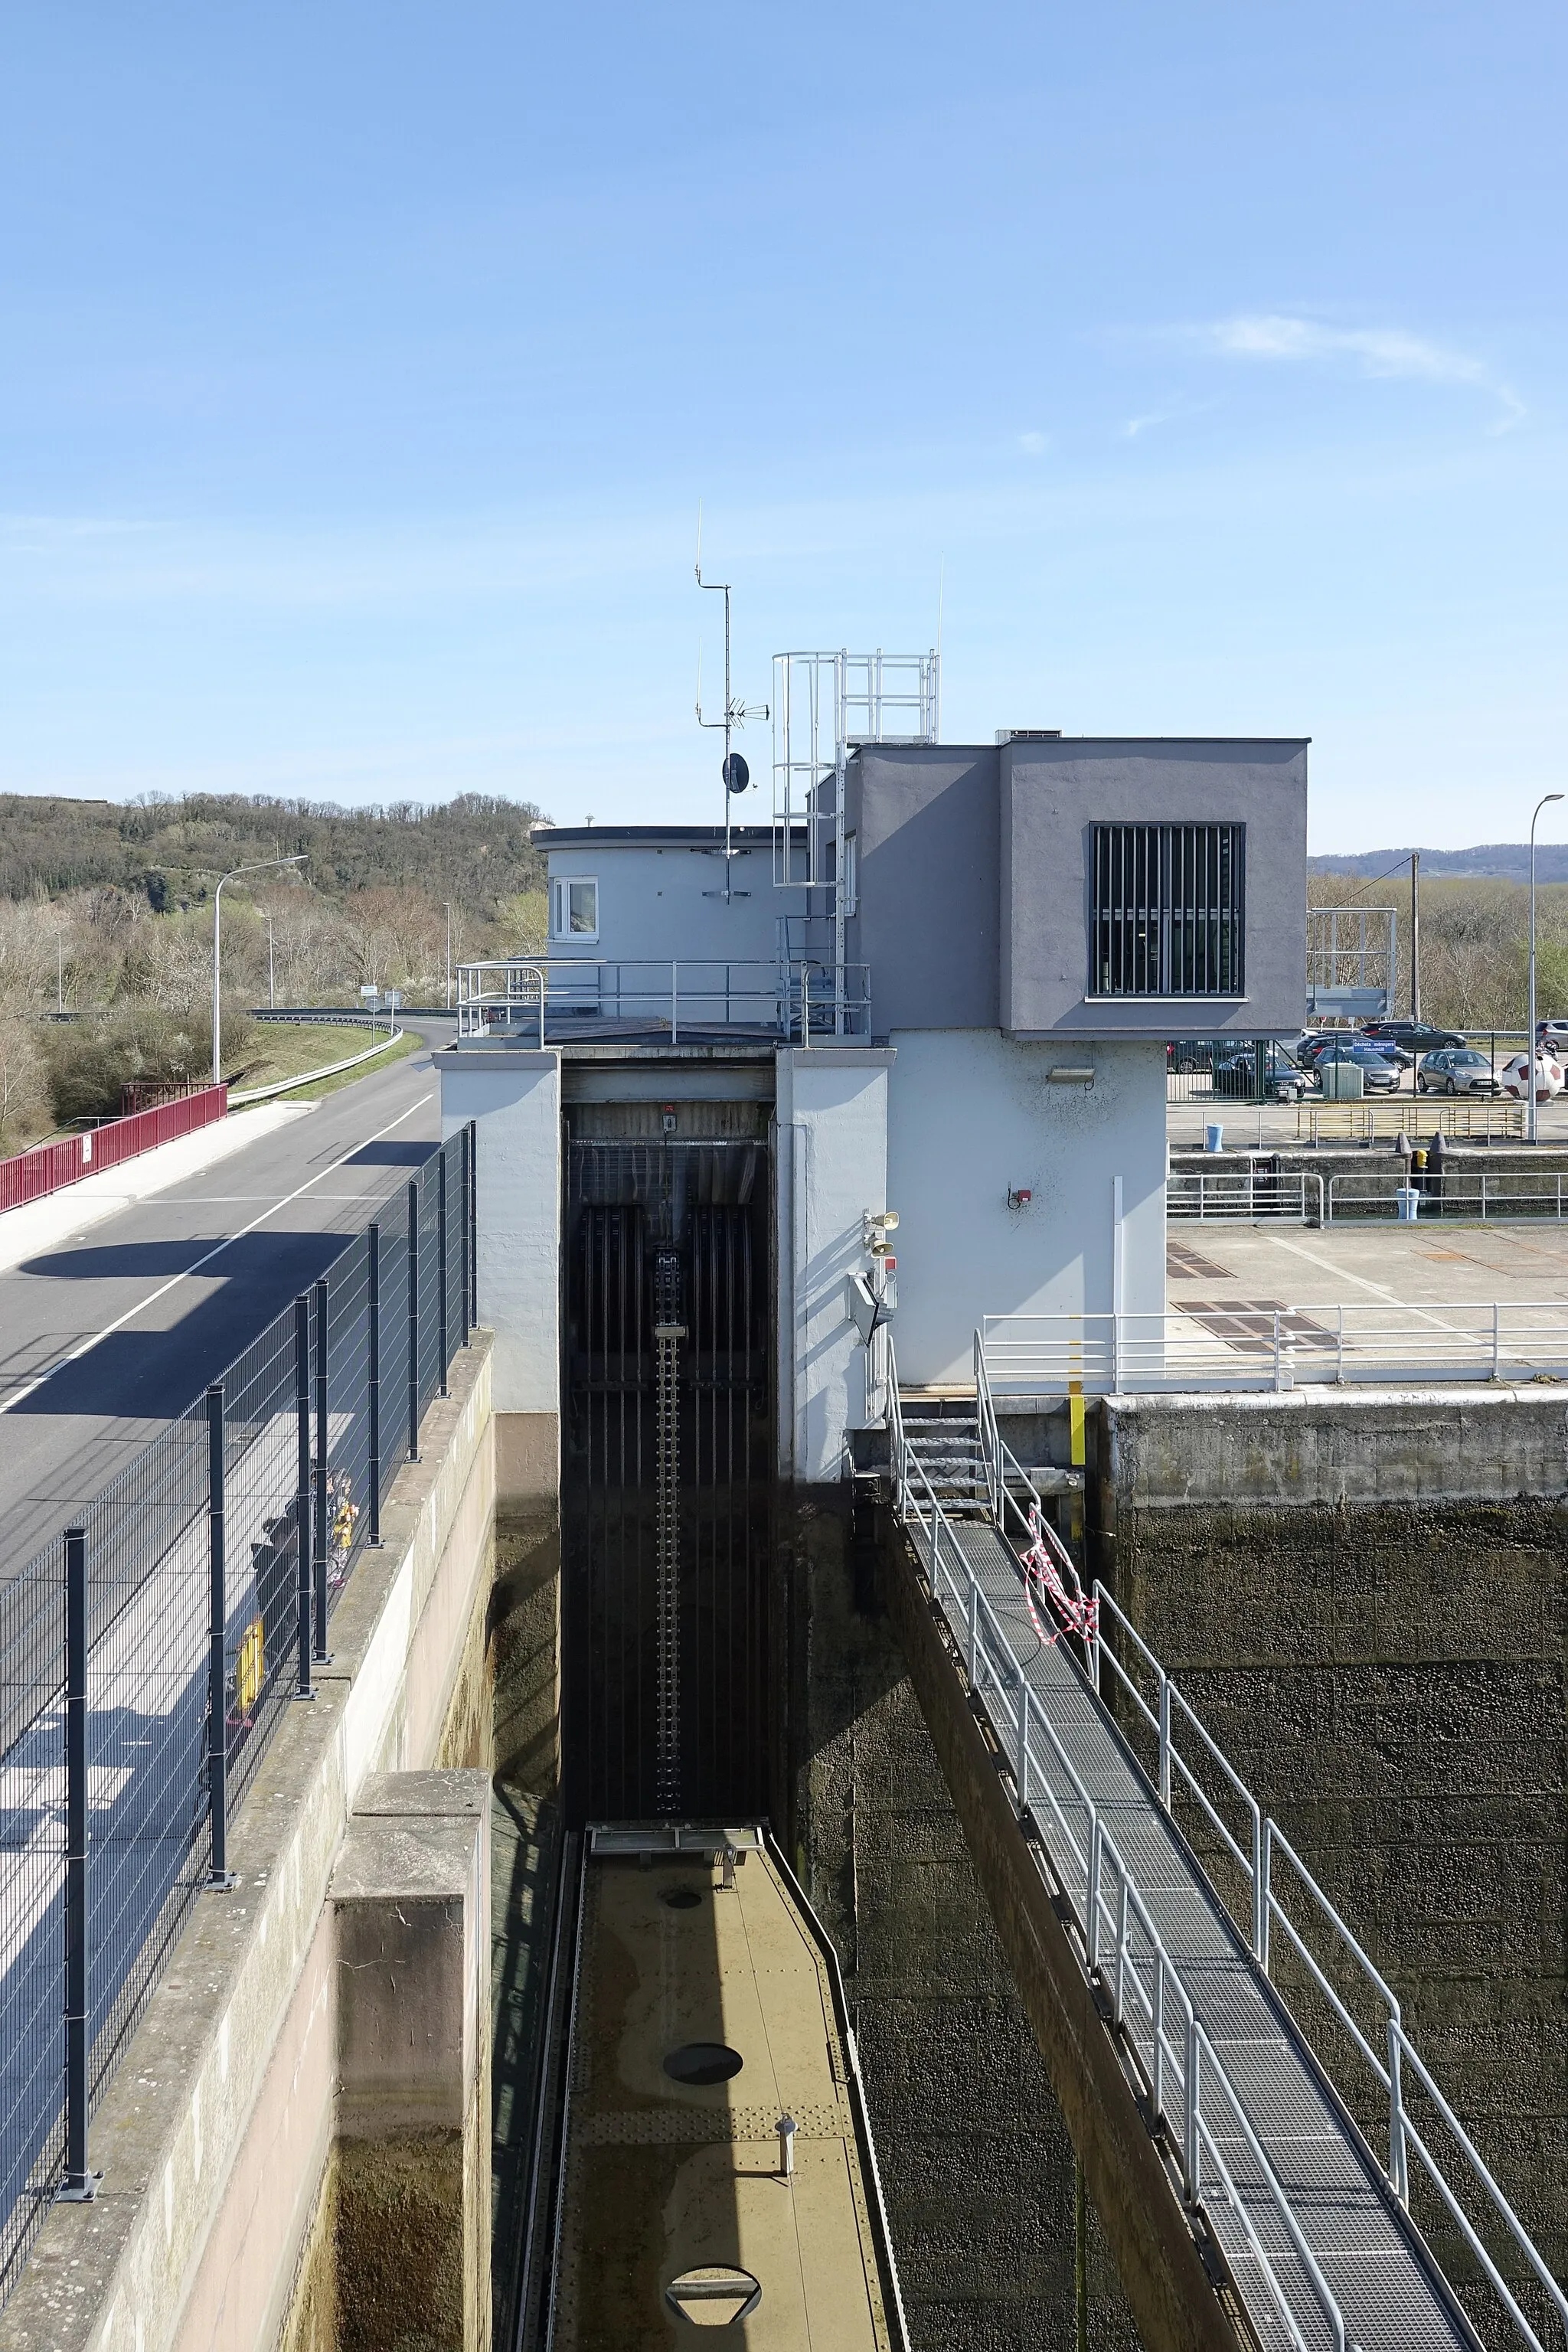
[342,1139,438,1165]
[8,1227,367,1417]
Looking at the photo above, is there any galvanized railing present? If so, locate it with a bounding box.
[1168,1169,1323,1223]
[895,1336,1568,2350]
[979,1302,1568,1395]
[1088,1579,1568,2352]
[893,1380,1349,2352]
[455,956,872,1043]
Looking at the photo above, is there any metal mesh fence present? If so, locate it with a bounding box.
[0,1547,66,2300]
[85,1406,211,2106]
[224,1298,315,1807]
[0,1127,475,2307]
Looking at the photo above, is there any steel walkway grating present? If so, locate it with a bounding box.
[906,1517,1481,2352]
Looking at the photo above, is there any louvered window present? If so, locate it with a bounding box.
[1090,824,1244,997]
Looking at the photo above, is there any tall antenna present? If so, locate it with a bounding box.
[695,506,769,892]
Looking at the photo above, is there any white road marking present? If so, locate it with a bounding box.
[0,1093,435,1417]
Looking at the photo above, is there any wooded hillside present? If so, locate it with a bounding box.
[0,791,547,912]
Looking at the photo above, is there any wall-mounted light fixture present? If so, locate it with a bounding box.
[1007,1186,1033,1210]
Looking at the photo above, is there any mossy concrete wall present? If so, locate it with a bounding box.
[788,1491,1150,2352]
[1098,1387,1567,2314]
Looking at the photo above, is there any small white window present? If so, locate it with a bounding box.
[551,877,598,940]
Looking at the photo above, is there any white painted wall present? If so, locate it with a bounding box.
[885,1032,1167,1387]
[775,1047,893,1481]
[545,842,787,1004]
[437,1050,561,1417]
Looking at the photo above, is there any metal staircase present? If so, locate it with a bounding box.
[888,1340,1568,2352]
[897,1409,988,1517]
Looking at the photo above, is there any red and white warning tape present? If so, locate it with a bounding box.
[1020,1508,1098,1648]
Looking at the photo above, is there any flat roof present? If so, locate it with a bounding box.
[532,823,782,850]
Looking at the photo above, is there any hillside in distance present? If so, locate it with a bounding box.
[1311,843,1568,884]
[0,791,549,914]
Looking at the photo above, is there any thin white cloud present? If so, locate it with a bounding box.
[1202,314,1524,432]
[1123,411,1171,439]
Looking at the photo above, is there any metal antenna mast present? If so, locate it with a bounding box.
[695,510,768,899]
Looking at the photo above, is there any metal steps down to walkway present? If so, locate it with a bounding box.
[891,1339,1568,2352]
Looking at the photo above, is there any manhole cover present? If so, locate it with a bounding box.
[662,1886,702,1910]
[665,2266,761,2326]
[664,2042,743,2086]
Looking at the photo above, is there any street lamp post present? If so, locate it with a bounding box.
[445,904,454,1011]
[54,930,64,1015]
[212,857,306,1087]
[1528,794,1563,1145]
[263,913,276,1010]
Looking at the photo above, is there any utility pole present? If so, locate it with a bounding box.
[1410,851,1420,1024]
[211,856,306,1086]
[1528,795,1563,1146]
[445,903,454,1011]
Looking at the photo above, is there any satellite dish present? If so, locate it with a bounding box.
[722,752,750,794]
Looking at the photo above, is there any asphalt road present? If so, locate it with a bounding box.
[0,1023,447,1579]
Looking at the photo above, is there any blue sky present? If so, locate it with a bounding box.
[1,2,1563,849]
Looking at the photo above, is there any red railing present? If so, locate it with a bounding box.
[0,1084,229,1216]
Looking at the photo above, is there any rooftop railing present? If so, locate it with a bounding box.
[454,956,871,1044]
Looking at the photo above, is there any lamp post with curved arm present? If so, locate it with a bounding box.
[1528,794,1563,1145]
[212,857,306,1086]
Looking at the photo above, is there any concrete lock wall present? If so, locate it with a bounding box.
[887,1031,1168,1388]
[788,1496,1164,2352]
[0,1344,500,2352]
[1097,1385,1568,2303]
[775,1046,894,1481]
[437,1049,561,1507]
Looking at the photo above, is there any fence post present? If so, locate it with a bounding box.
[1158,1672,1171,1810]
[1272,1308,1284,1392]
[1387,2015,1410,2207]
[1251,1810,1267,1962]
[60,1527,96,2200]
[1493,1300,1501,1381]
[407,1178,420,1462]
[1015,1673,1031,1811]
[294,1297,314,1700]
[1258,1818,1272,1975]
[207,1387,237,1890]
[459,1125,472,1341]
[313,1281,330,1661]
[467,1119,479,1329]
[368,1223,382,1545]
[437,1146,450,1397]
[1184,2014,1201,2201]
[967,1575,979,1686]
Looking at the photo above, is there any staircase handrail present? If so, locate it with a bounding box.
[973,1329,1087,1605]
[889,1330,1348,2352]
[891,1330,1567,2352]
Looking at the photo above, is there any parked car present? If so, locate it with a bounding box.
[1297,1029,1402,1068]
[1310,1043,1403,1094]
[1362,1019,1466,1054]
[1536,1020,1568,1052]
[1212,1045,1308,1102]
[1417,1047,1501,1096]
[1167,1040,1213,1074]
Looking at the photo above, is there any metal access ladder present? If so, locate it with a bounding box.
[887,1342,1568,2352]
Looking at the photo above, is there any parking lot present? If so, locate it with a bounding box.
[1167,1089,1568,1152]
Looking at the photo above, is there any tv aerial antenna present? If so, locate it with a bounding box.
[695,508,768,894]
